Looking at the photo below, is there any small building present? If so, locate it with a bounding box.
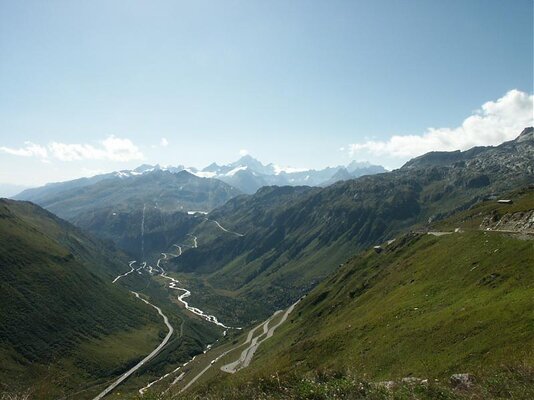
[373,245,383,254]
[497,199,513,204]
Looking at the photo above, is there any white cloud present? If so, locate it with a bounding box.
[1,135,144,162]
[349,89,533,160]
[49,142,103,161]
[239,149,249,156]
[100,135,144,161]
[160,137,169,147]
[0,142,48,159]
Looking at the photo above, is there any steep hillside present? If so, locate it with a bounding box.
[167,129,533,312]
[15,169,241,221]
[0,199,163,397]
[72,204,200,260]
[13,170,241,259]
[172,188,533,400]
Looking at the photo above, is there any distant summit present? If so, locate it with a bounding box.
[517,126,533,142]
[189,156,386,193]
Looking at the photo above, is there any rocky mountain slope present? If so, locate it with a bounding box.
[15,169,240,220]
[165,128,533,314]
[13,169,241,254]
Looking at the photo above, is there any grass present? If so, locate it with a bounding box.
[432,187,534,231]
[0,200,164,398]
[162,190,533,399]
[130,364,534,399]
[252,231,533,378]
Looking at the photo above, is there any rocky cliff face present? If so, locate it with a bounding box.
[480,209,534,234]
[403,127,534,178]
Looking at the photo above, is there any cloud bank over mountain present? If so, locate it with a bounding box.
[349,89,533,162]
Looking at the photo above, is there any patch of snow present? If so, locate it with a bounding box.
[225,166,248,176]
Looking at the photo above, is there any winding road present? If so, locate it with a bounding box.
[112,261,137,283]
[105,212,244,398]
[172,245,183,256]
[92,292,174,400]
[136,261,147,275]
[221,298,301,373]
[205,218,245,237]
[174,299,302,394]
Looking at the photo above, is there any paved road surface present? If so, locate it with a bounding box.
[205,218,245,237]
[112,261,137,283]
[221,299,301,374]
[92,292,174,400]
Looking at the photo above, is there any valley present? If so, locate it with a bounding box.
[2,3,532,399]
[1,129,532,399]
[84,210,243,398]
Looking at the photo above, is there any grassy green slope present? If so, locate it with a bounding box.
[0,199,162,397]
[264,231,532,378]
[176,189,533,399]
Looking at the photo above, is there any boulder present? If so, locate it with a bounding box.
[450,373,475,388]
[375,381,397,390]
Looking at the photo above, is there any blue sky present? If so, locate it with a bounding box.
[0,0,532,186]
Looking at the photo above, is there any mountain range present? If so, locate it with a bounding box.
[13,156,386,203]
[187,155,387,193]
[163,128,534,312]
[1,128,532,399]
[11,156,386,259]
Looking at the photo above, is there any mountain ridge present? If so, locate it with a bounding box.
[164,128,533,314]
[13,156,386,200]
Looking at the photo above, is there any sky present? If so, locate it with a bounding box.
[0,0,532,187]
